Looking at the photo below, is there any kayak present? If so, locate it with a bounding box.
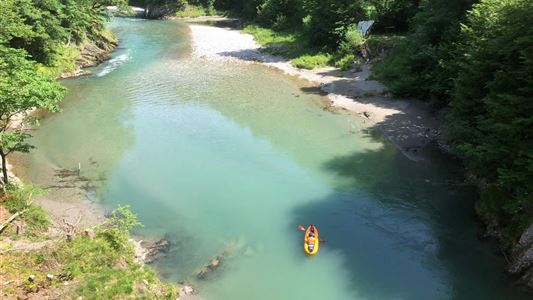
[304,225,319,256]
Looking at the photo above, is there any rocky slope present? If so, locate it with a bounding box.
[61,33,118,78]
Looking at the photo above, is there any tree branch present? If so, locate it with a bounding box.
[0,209,27,234]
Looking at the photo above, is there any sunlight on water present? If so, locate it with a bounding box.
[19,18,529,300]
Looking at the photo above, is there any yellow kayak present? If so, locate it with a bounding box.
[304,225,319,256]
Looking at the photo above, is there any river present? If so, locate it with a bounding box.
[17,18,529,299]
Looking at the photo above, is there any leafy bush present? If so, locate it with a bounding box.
[98,205,143,251]
[338,26,364,56]
[334,54,358,71]
[36,44,80,78]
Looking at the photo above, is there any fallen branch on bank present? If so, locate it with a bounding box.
[0,209,27,234]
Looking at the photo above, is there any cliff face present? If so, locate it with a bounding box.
[509,223,533,289]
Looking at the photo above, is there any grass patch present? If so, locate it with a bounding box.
[292,54,331,69]
[0,204,178,299]
[243,25,333,69]
[243,25,298,46]
[175,4,217,18]
[3,184,48,239]
[244,24,379,71]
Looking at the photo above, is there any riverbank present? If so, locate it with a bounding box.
[187,19,446,161]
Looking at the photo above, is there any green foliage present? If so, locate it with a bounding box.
[302,0,367,48]
[0,45,66,183]
[0,205,177,298]
[292,53,331,69]
[448,0,533,238]
[218,0,417,49]
[244,24,367,70]
[175,4,217,17]
[1,0,127,64]
[338,25,365,56]
[372,0,475,106]
[53,206,176,299]
[36,44,80,78]
[98,205,143,250]
[214,0,264,19]
[132,0,188,18]
[366,0,420,33]
[3,184,48,238]
[365,34,405,54]
[256,0,305,30]
[243,25,298,45]
[0,46,66,118]
[334,54,358,71]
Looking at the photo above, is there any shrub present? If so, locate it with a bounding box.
[175,4,216,17]
[291,53,331,69]
[334,54,358,71]
[3,185,48,238]
[338,26,364,56]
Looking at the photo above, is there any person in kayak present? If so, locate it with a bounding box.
[306,227,317,251]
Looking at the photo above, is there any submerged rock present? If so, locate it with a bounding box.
[132,237,171,265]
[177,284,196,300]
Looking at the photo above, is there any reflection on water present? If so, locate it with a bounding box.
[19,18,529,300]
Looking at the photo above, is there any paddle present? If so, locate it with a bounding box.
[297,225,327,243]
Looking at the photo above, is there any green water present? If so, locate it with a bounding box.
[20,18,529,299]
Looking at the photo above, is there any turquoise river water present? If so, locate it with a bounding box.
[18,18,530,299]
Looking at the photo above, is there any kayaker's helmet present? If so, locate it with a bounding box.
[310,226,315,232]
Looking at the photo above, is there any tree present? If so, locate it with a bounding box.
[367,0,420,32]
[449,0,533,237]
[372,0,476,106]
[256,0,305,29]
[303,0,367,48]
[130,0,187,18]
[0,45,66,184]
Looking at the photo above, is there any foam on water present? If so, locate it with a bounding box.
[96,53,130,77]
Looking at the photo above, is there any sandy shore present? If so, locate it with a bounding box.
[188,20,447,160]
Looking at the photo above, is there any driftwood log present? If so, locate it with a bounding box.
[0,209,27,234]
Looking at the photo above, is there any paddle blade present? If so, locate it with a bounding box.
[297,225,306,231]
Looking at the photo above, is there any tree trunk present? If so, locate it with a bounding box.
[1,153,8,185]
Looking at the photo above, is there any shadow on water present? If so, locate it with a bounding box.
[290,124,530,299]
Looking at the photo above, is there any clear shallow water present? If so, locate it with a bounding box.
[20,18,529,299]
